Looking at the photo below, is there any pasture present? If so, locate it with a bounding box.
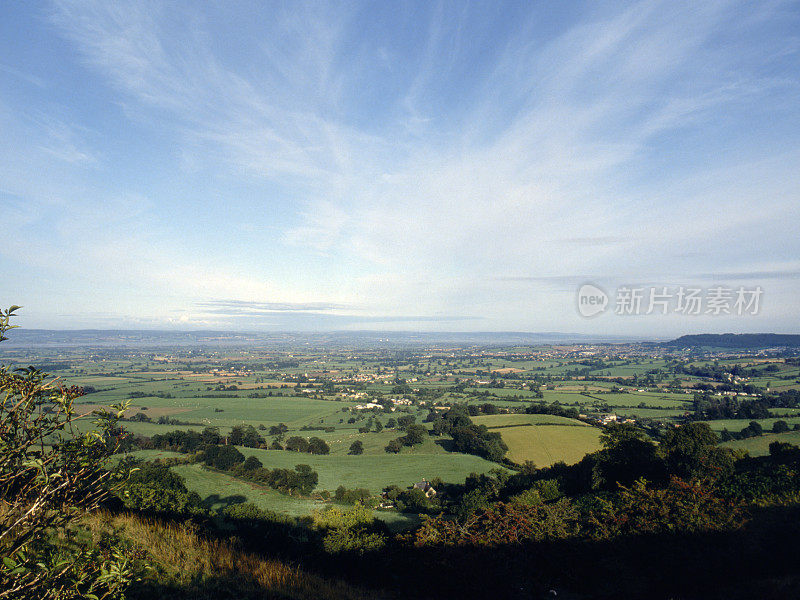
[720,431,800,456]
[472,413,602,466]
[234,448,505,493]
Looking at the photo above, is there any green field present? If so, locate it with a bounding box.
[498,426,602,466]
[720,431,800,456]
[473,413,591,427]
[170,463,421,530]
[234,448,504,493]
[470,413,602,466]
[171,463,321,516]
[701,417,800,433]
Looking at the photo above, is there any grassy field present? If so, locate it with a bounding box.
[701,417,800,433]
[720,431,800,456]
[234,448,504,493]
[497,425,602,466]
[471,413,602,466]
[473,413,591,427]
[171,463,322,516]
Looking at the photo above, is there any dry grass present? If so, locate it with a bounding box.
[81,511,383,600]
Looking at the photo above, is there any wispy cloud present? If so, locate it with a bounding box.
[198,300,351,312]
[2,1,798,333]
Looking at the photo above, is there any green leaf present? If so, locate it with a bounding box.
[2,557,17,569]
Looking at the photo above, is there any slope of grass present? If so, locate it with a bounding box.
[496,425,602,467]
[473,413,589,428]
[702,417,800,433]
[720,431,800,457]
[235,448,504,493]
[80,511,377,600]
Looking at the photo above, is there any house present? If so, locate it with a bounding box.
[413,479,437,498]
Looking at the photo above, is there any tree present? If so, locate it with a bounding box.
[397,415,416,430]
[293,464,318,494]
[202,444,245,470]
[242,455,264,471]
[449,424,508,462]
[308,437,330,455]
[773,420,790,433]
[229,424,264,448]
[0,307,137,598]
[348,441,364,455]
[285,436,310,452]
[598,423,664,488]
[740,421,763,438]
[385,439,402,453]
[201,426,222,445]
[269,423,289,436]
[481,403,499,415]
[402,424,428,446]
[659,422,720,479]
[120,461,203,515]
[373,420,383,433]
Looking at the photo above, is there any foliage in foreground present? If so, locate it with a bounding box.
[79,510,377,600]
[0,307,135,599]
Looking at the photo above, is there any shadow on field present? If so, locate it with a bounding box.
[200,493,247,511]
[432,438,456,452]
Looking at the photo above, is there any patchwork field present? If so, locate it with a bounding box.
[9,340,799,526]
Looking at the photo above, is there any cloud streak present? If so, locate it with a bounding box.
[1,1,798,333]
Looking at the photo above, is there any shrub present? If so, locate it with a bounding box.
[308,437,330,455]
[0,307,138,598]
[312,505,387,555]
[119,461,204,515]
[285,436,310,452]
[773,420,790,433]
[385,439,402,453]
[201,445,246,470]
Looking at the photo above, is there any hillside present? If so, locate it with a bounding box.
[662,333,800,349]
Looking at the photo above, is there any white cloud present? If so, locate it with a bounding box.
[4,0,797,332]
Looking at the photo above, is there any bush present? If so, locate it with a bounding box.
[308,437,330,455]
[385,439,402,453]
[312,505,387,555]
[285,436,310,452]
[773,420,790,433]
[0,307,138,598]
[120,461,204,515]
[348,440,364,455]
[201,445,246,470]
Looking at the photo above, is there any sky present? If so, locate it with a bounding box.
[1,0,799,336]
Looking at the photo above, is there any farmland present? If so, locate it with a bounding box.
[5,334,800,523]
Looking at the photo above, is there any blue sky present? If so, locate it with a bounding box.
[1,0,799,335]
